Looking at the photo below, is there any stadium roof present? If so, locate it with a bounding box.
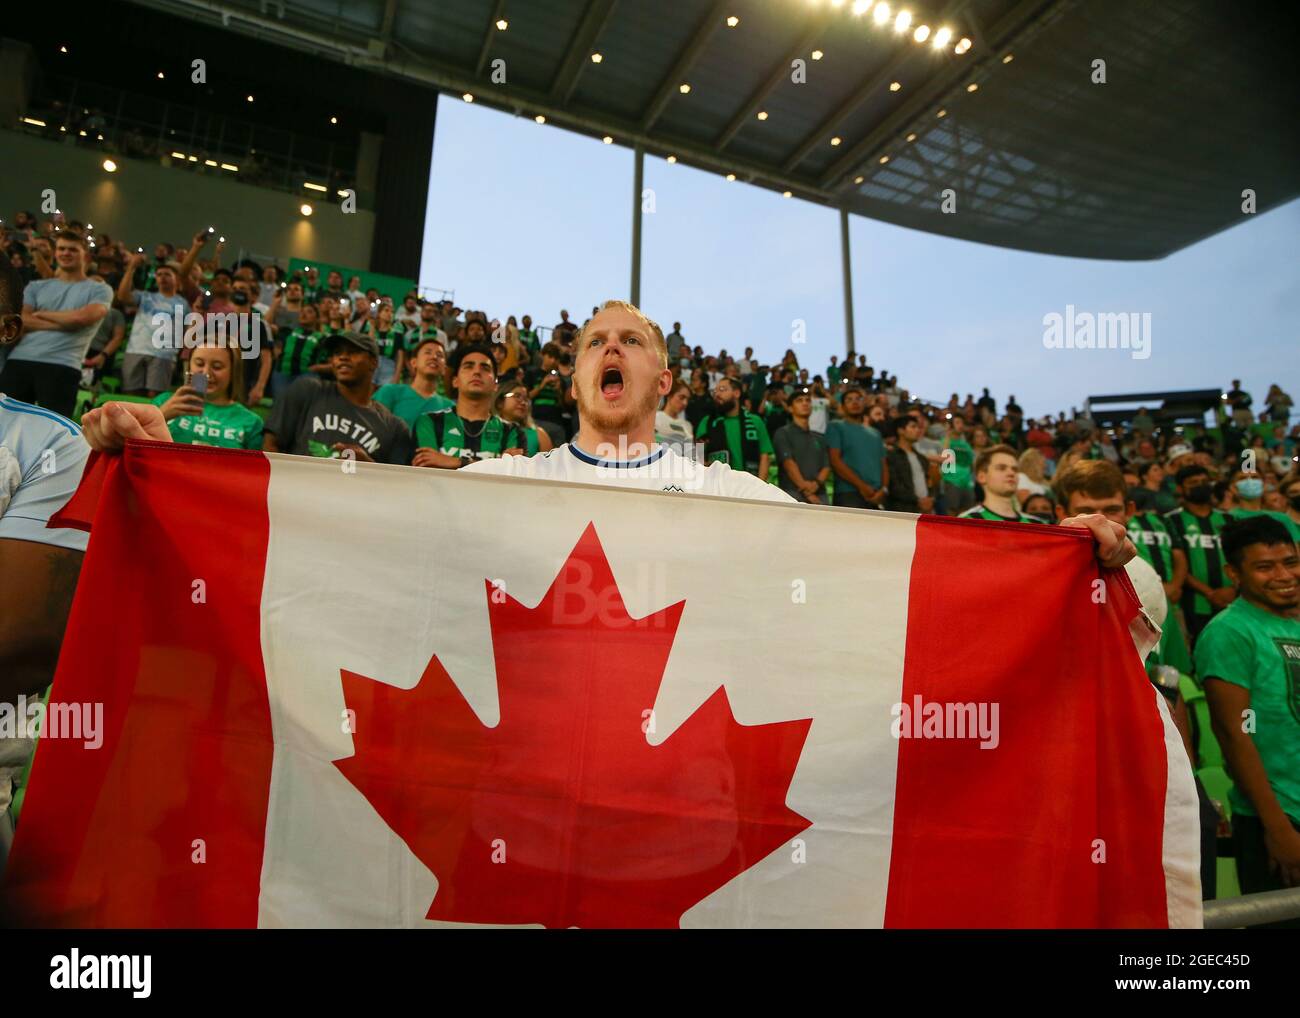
[130,0,1300,260]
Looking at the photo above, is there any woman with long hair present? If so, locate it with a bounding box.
[655,380,693,450]
[494,382,552,455]
[153,337,263,449]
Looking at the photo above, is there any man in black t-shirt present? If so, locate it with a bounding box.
[264,331,412,465]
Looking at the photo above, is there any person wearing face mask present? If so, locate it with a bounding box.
[1167,464,1234,645]
[1227,471,1300,544]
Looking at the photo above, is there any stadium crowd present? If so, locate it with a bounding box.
[2,211,1299,905]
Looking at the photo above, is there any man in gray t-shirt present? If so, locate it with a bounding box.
[264,331,412,465]
[772,390,830,503]
[0,233,111,417]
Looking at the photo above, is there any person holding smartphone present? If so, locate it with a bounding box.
[151,337,263,450]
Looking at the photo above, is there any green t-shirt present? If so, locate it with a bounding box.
[1165,507,1230,619]
[367,325,406,361]
[695,412,774,471]
[1195,597,1300,820]
[1230,508,1300,545]
[372,384,454,428]
[1128,511,1176,581]
[943,437,974,490]
[151,392,264,450]
[957,504,1044,523]
[278,328,323,376]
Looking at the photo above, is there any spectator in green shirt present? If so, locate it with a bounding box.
[271,303,330,399]
[1167,464,1235,645]
[152,338,263,450]
[941,414,976,515]
[373,337,454,427]
[1225,469,1300,543]
[695,376,773,479]
[1198,516,1300,898]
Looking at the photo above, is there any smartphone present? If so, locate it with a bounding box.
[186,372,209,395]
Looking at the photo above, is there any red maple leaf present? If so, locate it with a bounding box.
[335,523,812,928]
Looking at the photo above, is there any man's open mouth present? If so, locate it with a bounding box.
[600,365,624,400]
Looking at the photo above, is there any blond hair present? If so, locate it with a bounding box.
[576,300,669,369]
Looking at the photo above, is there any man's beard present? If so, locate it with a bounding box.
[575,376,660,435]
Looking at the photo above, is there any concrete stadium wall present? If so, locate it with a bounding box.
[0,130,376,268]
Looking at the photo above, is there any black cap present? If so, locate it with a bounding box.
[322,330,378,356]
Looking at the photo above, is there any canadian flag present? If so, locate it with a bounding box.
[3,443,1201,928]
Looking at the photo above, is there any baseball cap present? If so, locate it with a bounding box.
[1166,443,1193,464]
[322,330,379,356]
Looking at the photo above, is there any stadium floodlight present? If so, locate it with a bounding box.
[894,10,912,33]
[591,52,603,63]
[1002,52,1013,63]
[666,155,677,163]
[535,115,546,124]
[811,49,824,60]
[757,110,768,120]
[726,15,739,27]
[906,132,917,142]
[171,151,187,159]
[330,116,338,124]
[495,18,508,30]
[462,93,474,102]
[854,175,865,183]
[59,45,67,53]
[879,155,890,164]
[725,173,736,181]
[851,1,872,16]
[936,108,947,117]
[157,71,164,79]
[933,27,953,49]
[602,135,613,144]
[831,136,842,146]
[873,3,890,25]
[679,83,691,94]
[21,117,46,127]
[782,190,793,197]
[913,25,930,43]
[966,82,979,92]
[300,204,313,217]
[246,95,254,103]
[889,80,901,91]
[303,182,328,192]
[102,159,117,173]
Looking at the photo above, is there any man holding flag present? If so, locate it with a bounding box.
[81,298,1138,562]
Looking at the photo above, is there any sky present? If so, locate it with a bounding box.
[420,97,1299,420]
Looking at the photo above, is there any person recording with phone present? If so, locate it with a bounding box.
[151,336,263,450]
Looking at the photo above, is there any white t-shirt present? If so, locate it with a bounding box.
[655,411,693,446]
[1016,473,1049,496]
[465,442,794,503]
[0,394,90,551]
[809,397,829,434]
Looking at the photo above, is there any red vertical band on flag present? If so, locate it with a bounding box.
[3,442,274,928]
[884,517,1170,928]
